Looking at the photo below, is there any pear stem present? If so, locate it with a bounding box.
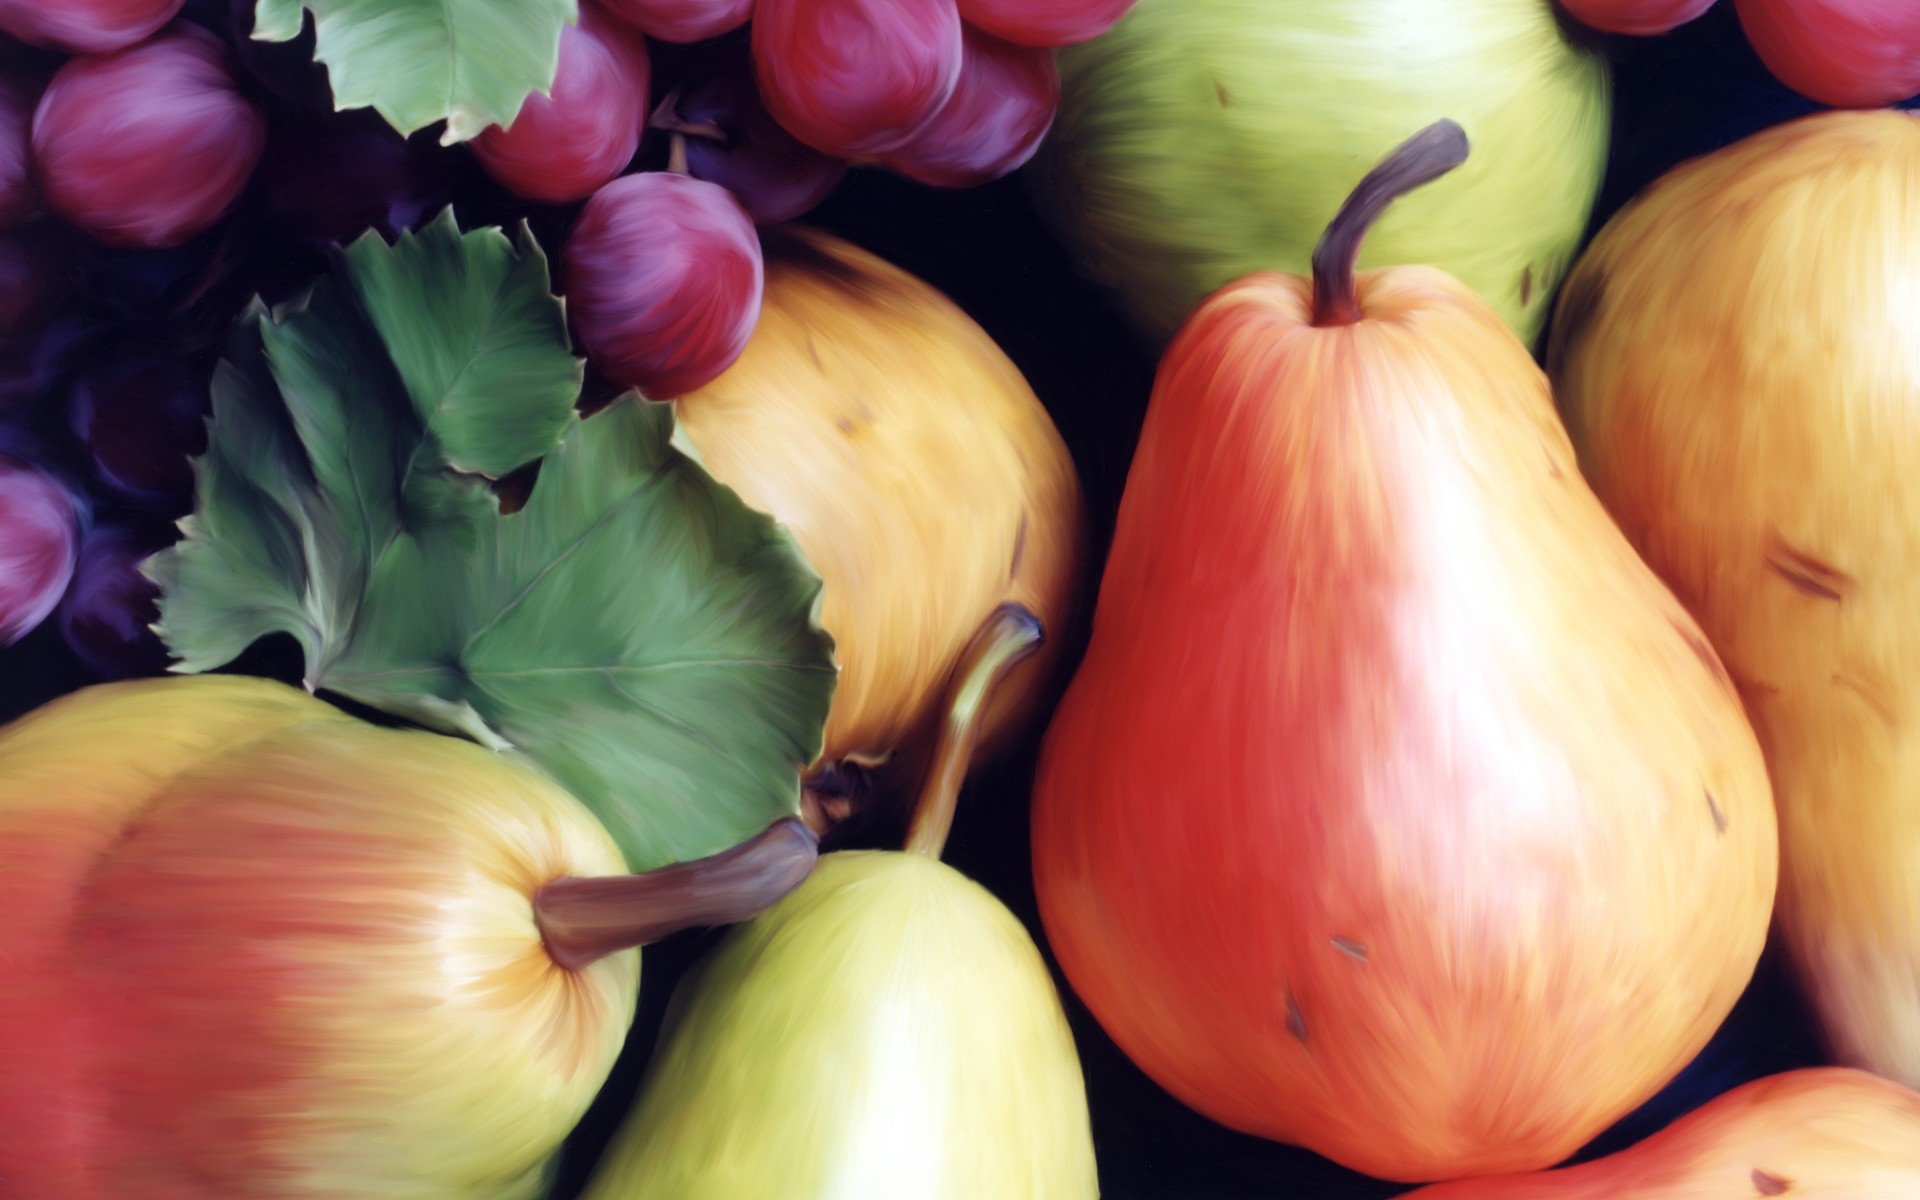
[1309,119,1470,328]
[534,818,820,972]
[903,603,1047,861]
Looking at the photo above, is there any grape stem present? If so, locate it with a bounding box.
[668,133,690,176]
[904,603,1047,862]
[648,90,729,145]
[533,818,820,971]
[1309,119,1470,328]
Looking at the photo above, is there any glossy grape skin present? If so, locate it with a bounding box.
[0,73,41,228]
[955,0,1136,47]
[751,0,963,159]
[562,171,764,399]
[1559,0,1716,36]
[31,22,268,250]
[673,63,848,224]
[67,355,208,513]
[0,451,81,646]
[0,0,185,55]
[601,0,752,44]
[882,28,1058,189]
[56,521,172,679]
[471,4,652,206]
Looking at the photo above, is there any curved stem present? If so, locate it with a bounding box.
[904,603,1047,861]
[534,817,819,972]
[650,89,729,145]
[1309,119,1470,328]
[667,132,691,177]
[647,90,682,133]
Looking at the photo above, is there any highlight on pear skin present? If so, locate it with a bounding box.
[3,2,1919,1198]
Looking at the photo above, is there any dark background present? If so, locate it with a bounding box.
[1,3,1891,1196]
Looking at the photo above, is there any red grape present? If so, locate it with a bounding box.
[68,355,208,512]
[0,0,185,55]
[956,0,1136,47]
[1557,0,1715,36]
[751,0,964,159]
[882,28,1058,189]
[663,61,847,224]
[0,231,71,337]
[0,451,80,645]
[601,0,752,44]
[31,22,268,250]
[562,171,763,399]
[0,73,40,229]
[471,4,652,206]
[57,521,172,678]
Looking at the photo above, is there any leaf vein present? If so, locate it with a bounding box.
[458,455,679,655]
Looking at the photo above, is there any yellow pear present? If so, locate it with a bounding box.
[670,226,1087,811]
[579,605,1099,1200]
[1550,108,1920,1088]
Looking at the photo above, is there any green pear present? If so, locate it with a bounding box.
[579,605,1098,1200]
[1030,0,1611,350]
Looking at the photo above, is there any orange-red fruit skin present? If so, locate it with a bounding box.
[1031,267,1777,1183]
[1400,1068,1920,1199]
[0,677,634,1199]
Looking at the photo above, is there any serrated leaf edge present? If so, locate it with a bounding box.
[249,0,580,144]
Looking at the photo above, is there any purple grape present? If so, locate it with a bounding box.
[31,22,269,251]
[0,316,91,415]
[258,113,456,247]
[0,229,71,338]
[661,55,848,225]
[563,170,764,399]
[468,3,651,206]
[68,211,266,349]
[0,0,185,55]
[57,521,173,678]
[0,70,43,228]
[68,354,209,512]
[879,27,1059,189]
[0,450,81,646]
[751,0,963,160]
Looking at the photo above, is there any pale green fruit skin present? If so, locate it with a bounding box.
[580,850,1099,1200]
[1032,0,1612,349]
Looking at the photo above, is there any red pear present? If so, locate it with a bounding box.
[1030,121,1778,1183]
[0,675,816,1198]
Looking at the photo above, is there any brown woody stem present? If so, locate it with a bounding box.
[1309,119,1470,328]
[534,817,820,971]
[648,89,729,143]
[903,603,1047,861]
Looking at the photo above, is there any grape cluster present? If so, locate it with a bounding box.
[0,0,1134,676]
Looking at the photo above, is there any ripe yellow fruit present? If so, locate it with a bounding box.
[1552,108,1920,1089]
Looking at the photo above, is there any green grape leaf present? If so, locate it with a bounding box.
[147,209,837,872]
[250,0,578,143]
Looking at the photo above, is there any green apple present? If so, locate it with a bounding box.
[1031,0,1612,349]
